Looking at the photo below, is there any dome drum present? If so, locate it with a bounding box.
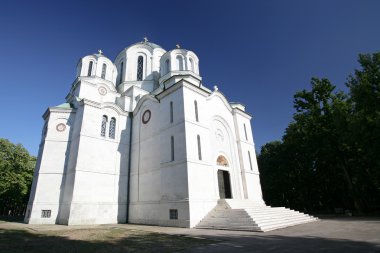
[77,54,118,84]
[160,49,200,77]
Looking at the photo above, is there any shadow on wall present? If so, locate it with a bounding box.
[117,126,131,224]
[56,112,77,225]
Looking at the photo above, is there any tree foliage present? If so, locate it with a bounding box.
[258,53,380,213]
[0,138,36,216]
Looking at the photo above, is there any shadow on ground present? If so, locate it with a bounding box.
[1,227,379,253]
[183,233,380,253]
[0,228,211,253]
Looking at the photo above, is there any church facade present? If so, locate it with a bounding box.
[25,40,265,227]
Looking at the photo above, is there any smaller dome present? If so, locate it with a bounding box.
[76,51,118,84]
[91,49,110,59]
[160,47,200,76]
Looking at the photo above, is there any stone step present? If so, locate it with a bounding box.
[259,218,317,232]
[204,213,313,223]
[254,216,314,227]
[210,209,294,215]
[198,217,313,228]
[197,226,261,231]
[249,214,311,222]
[210,210,312,219]
[196,200,318,232]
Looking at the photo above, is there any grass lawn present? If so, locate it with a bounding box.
[0,220,213,253]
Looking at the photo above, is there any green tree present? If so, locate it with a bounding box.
[0,138,36,216]
[258,52,380,213]
[346,53,380,210]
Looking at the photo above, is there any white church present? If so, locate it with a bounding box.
[25,39,316,231]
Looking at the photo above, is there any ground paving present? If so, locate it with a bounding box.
[1,217,379,252]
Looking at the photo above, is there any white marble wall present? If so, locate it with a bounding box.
[26,41,265,227]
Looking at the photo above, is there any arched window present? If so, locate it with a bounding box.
[244,124,248,140]
[189,58,194,72]
[170,101,173,123]
[197,135,202,160]
[165,59,170,74]
[194,100,199,122]
[101,115,108,137]
[137,56,143,81]
[248,151,253,170]
[171,136,175,161]
[101,63,107,79]
[176,55,183,71]
[88,61,93,76]
[109,117,116,139]
[119,62,124,84]
[217,155,229,167]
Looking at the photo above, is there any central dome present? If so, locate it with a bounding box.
[128,41,162,49]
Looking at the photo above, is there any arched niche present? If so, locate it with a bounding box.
[216,155,229,167]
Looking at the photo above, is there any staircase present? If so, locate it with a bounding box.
[196,199,318,232]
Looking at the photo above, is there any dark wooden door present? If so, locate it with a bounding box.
[218,170,226,198]
[223,171,232,198]
[218,170,232,199]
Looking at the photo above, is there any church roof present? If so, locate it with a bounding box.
[53,102,72,109]
[127,41,162,50]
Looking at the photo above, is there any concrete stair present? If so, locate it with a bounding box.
[195,199,318,232]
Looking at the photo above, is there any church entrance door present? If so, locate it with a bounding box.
[217,170,232,199]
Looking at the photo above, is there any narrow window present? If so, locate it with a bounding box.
[244,124,248,140]
[109,117,116,139]
[248,151,253,170]
[170,101,173,123]
[41,210,51,218]
[194,100,199,122]
[197,135,202,160]
[119,62,124,84]
[101,115,108,137]
[189,58,194,72]
[176,55,183,71]
[137,56,143,81]
[101,63,107,79]
[171,136,174,161]
[169,209,178,219]
[165,59,170,74]
[88,61,93,76]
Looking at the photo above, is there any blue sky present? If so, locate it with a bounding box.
[1,0,379,156]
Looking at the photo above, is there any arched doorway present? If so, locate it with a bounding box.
[217,170,232,199]
[216,155,232,199]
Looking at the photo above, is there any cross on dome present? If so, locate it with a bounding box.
[98,49,103,55]
[176,44,181,49]
[144,37,148,42]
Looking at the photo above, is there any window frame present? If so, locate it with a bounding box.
[197,134,202,160]
[137,56,144,81]
[244,123,248,141]
[171,136,174,161]
[88,61,93,76]
[101,115,108,137]
[194,100,199,122]
[170,101,173,123]
[101,63,107,79]
[109,117,116,139]
[119,61,124,84]
[248,151,253,170]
